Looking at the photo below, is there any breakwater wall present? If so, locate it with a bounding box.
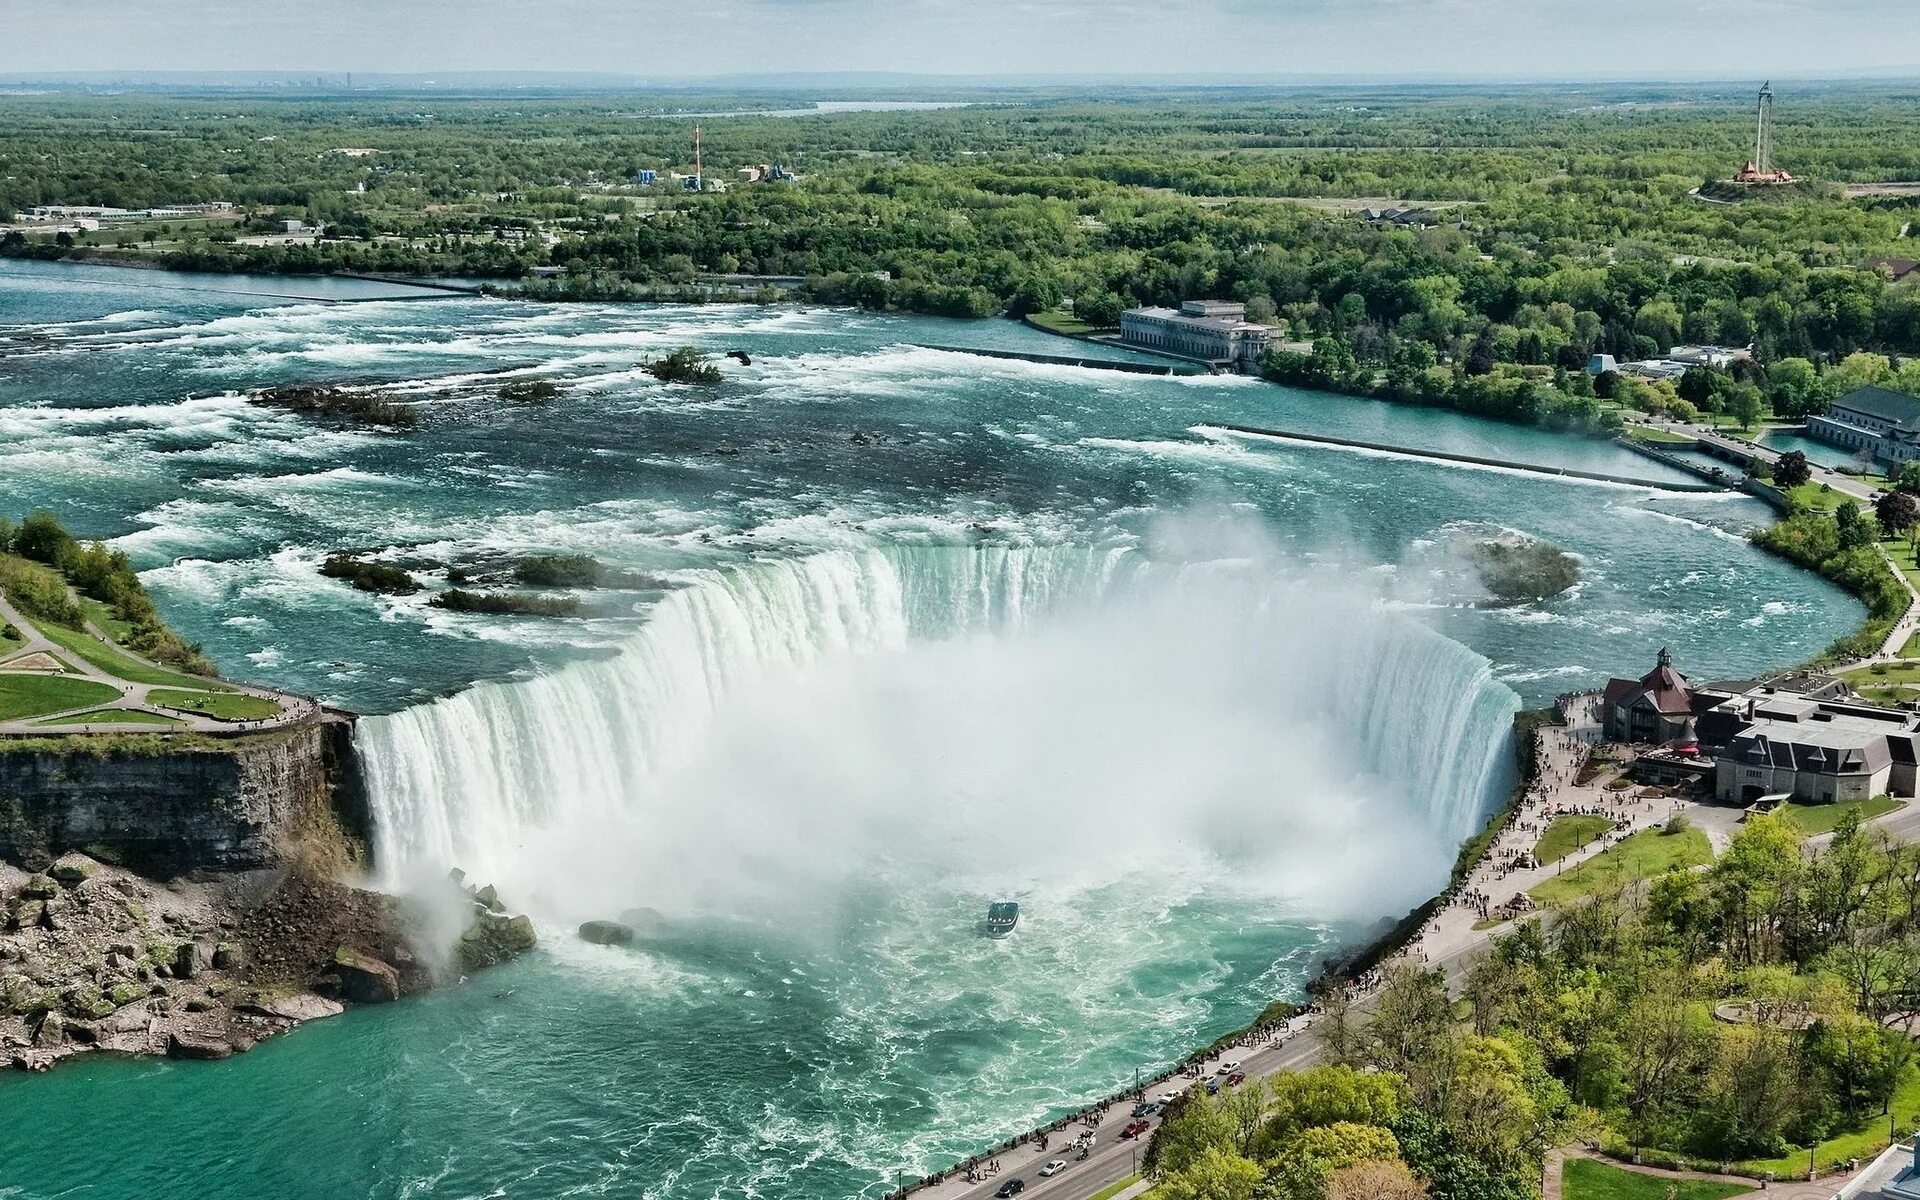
[913,343,1205,376]
[1206,424,1732,493]
[1613,438,1795,512]
[0,718,365,876]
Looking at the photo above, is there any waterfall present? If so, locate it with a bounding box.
[356,544,1520,918]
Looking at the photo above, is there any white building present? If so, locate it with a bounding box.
[1119,301,1271,372]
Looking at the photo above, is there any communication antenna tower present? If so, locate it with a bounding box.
[694,124,703,191]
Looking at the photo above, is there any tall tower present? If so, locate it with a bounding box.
[694,124,703,192]
[1753,81,1775,178]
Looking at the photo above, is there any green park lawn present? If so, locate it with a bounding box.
[33,707,181,728]
[1734,1066,1920,1177]
[1626,427,1699,446]
[79,597,134,644]
[1562,1158,1750,1200]
[1534,814,1613,865]
[1530,827,1712,906]
[0,622,21,655]
[1844,660,1920,688]
[1087,1176,1143,1200]
[1028,308,1108,337]
[1787,482,1847,512]
[0,673,122,722]
[146,688,280,721]
[30,619,230,691]
[1778,796,1904,835]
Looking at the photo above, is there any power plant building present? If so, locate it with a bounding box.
[1119,301,1270,372]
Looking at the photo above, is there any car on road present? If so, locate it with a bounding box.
[1226,1072,1247,1087]
[1131,1101,1159,1117]
[1204,1078,1221,1095]
[1216,1060,1240,1075]
[995,1181,1025,1197]
[1121,1120,1152,1139]
[1038,1160,1067,1178]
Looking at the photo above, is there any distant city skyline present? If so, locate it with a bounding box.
[7,0,1919,80]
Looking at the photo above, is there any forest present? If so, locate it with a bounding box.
[4,83,1920,431]
[1144,811,1920,1200]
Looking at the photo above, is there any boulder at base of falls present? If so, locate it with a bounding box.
[166,1032,234,1060]
[331,946,402,1003]
[577,920,635,946]
[457,912,536,972]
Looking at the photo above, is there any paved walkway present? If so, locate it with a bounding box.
[0,589,319,737]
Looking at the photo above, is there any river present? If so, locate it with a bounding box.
[0,259,1861,1199]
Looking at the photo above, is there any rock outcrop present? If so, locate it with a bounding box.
[0,852,536,1074]
[0,720,366,876]
[578,920,635,946]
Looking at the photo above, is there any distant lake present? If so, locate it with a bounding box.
[638,100,975,118]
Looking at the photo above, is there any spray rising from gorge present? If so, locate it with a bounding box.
[355,540,1522,926]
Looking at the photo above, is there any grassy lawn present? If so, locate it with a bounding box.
[79,597,134,644]
[1535,814,1614,865]
[1779,796,1904,835]
[1626,427,1699,446]
[146,688,280,721]
[33,707,181,728]
[1787,482,1848,512]
[1563,1159,1751,1200]
[1881,541,1920,592]
[0,622,21,655]
[1531,827,1712,906]
[1735,1065,1920,1177]
[1028,308,1109,337]
[0,674,123,722]
[29,619,230,691]
[1844,660,1920,687]
[1088,1176,1143,1200]
[1902,631,1920,658]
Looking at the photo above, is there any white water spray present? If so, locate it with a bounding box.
[357,542,1520,923]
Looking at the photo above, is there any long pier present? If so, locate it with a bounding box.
[1204,423,1733,493]
[913,343,1206,376]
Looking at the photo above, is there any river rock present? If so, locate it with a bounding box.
[212,941,241,970]
[167,1032,234,1060]
[578,920,635,946]
[21,874,57,900]
[172,941,207,979]
[457,913,536,971]
[48,853,99,888]
[332,947,401,1003]
[259,993,345,1022]
[473,884,503,913]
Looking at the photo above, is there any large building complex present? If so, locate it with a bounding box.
[1119,301,1270,372]
[1806,385,1920,466]
[1604,649,1920,805]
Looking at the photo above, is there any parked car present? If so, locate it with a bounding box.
[995,1181,1025,1198]
[1039,1160,1067,1178]
[1204,1078,1221,1095]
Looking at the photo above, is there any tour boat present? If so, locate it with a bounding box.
[984,901,1020,938]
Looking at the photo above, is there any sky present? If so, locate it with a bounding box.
[5,0,1919,80]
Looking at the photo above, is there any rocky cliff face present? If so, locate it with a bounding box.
[0,719,365,877]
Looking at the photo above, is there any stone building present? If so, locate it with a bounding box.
[1119,301,1270,371]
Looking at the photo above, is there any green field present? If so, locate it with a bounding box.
[1534,814,1613,865]
[30,619,230,691]
[1787,482,1849,513]
[0,673,122,722]
[1778,796,1904,835]
[33,707,182,728]
[1562,1158,1750,1200]
[1531,827,1712,905]
[1625,427,1699,446]
[146,688,280,721]
[0,622,21,655]
[1843,659,1920,687]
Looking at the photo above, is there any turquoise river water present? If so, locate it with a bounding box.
[0,261,1863,1199]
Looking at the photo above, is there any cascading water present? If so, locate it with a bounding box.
[357,542,1520,922]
